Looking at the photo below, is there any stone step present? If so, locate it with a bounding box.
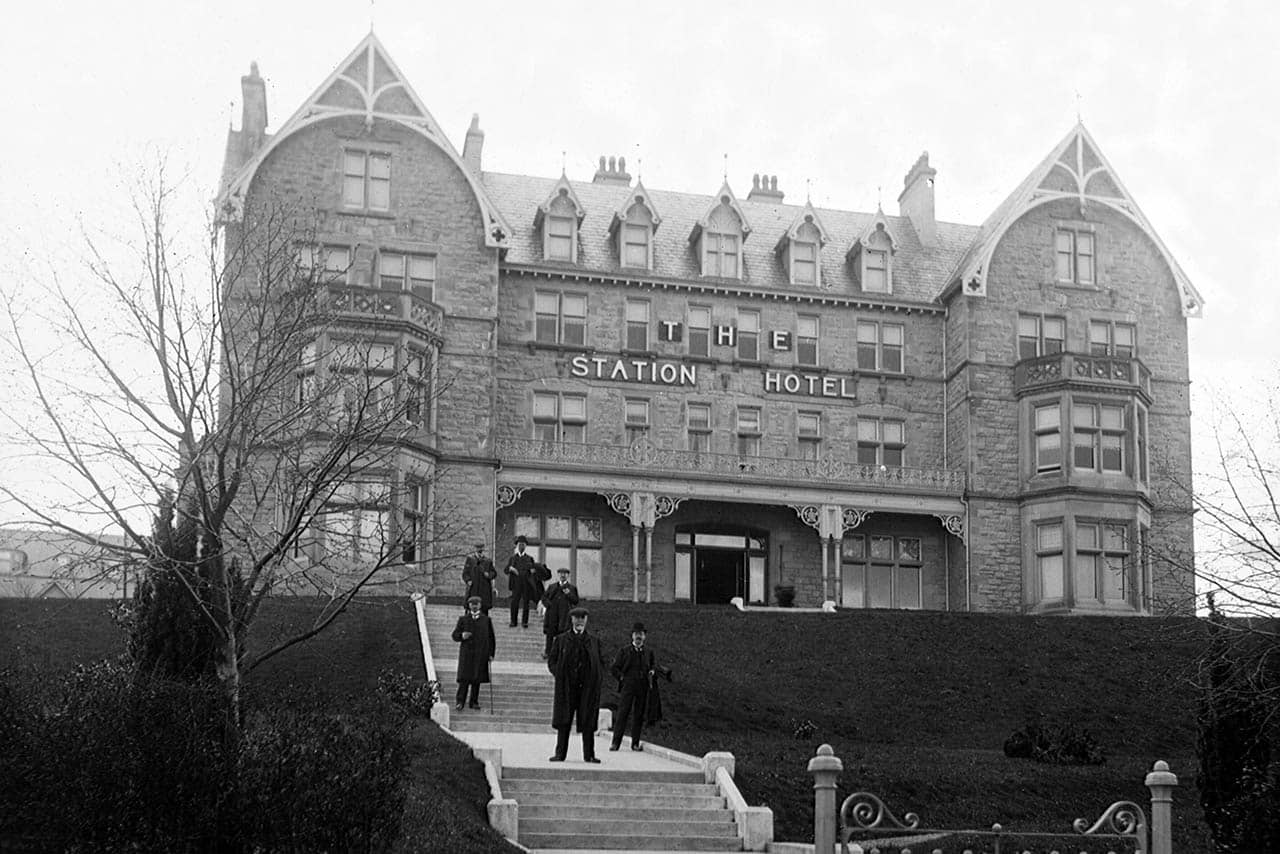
[513,792,727,811]
[449,721,550,733]
[520,805,733,823]
[507,767,703,784]
[522,818,738,838]
[502,779,718,796]
[518,832,742,851]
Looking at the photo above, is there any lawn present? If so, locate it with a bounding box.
[0,596,1213,852]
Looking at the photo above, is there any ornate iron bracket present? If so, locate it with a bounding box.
[934,513,966,543]
[842,508,872,531]
[791,505,821,531]
[600,492,632,517]
[654,495,686,520]
[495,485,529,509]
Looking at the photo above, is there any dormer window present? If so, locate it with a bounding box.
[779,204,830,286]
[611,182,661,272]
[537,177,587,264]
[622,223,650,267]
[546,196,576,261]
[692,183,750,280]
[850,216,897,294]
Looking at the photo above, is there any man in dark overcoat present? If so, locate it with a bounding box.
[462,542,497,614]
[541,567,579,659]
[504,535,537,628]
[547,606,604,762]
[451,596,496,711]
[609,621,671,751]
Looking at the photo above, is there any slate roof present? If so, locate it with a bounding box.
[482,172,980,305]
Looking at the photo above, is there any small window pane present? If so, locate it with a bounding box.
[562,395,586,420]
[842,535,865,560]
[533,394,558,419]
[1035,404,1059,430]
[867,565,893,607]
[882,324,904,346]
[577,517,602,543]
[1042,554,1064,599]
[545,515,572,541]
[1038,523,1062,551]
[870,536,894,560]
[883,422,905,444]
[688,403,710,430]
[898,538,921,562]
[515,515,540,540]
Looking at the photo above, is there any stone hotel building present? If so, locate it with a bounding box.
[217,35,1201,615]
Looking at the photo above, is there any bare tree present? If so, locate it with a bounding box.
[1,160,456,710]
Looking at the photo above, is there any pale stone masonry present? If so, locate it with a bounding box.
[216,34,1200,616]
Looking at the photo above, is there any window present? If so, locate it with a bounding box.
[1036,521,1065,600]
[841,534,922,609]
[625,398,649,442]
[543,191,579,262]
[1017,314,1066,359]
[622,224,650,268]
[533,392,587,443]
[1136,404,1149,484]
[405,348,431,424]
[379,252,436,299]
[534,292,587,346]
[704,232,740,278]
[625,299,650,351]
[688,306,711,357]
[864,249,888,292]
[299,245,352,285]
[322,480,391,562]
[688,403,711,452]
[1073,402,1126,473]
[796,316,819,366]
[0,549,27,574]
[511,513,604,598]
[790,222,821,284]
[737,309,760,361]
[343,150,391,210]
[327,339,398,420]
[859,227,894,293]
[297,341,319,408]
[1076,521,1130,603]
[1089,321,1136,358]
[856,321,904,373]
[736,406,761,456]
[1034,402,1062,473]
[798,411,821,460]
[856,418,905,467]
[1055,229,1095,285]
[402,479,429,563]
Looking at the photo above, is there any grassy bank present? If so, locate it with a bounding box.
[0,596,1212,851]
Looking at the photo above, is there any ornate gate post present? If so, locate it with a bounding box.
[1145,760,1177,854]
[808,743,843,853]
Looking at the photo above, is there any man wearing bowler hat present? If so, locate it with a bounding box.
[547,606,605,762]
[609,621,670,751]
[541,567,579,659]
[504,534,537,628]
[462,541,497,615]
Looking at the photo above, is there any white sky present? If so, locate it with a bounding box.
[1,0,1277,532]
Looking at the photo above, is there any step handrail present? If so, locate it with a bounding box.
[409,593,438,684]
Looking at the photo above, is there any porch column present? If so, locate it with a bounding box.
[630,525,641,602]
[818,505,843,605]
[644,526,655,603]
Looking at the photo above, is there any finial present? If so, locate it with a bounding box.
[369,0,375,31]
[634,141,643,180]
[877,185,882,208]
[228,99,235,128]
[561,150,567,175]
[806,178,812,204]
[1075,90,1083,124]
[723,152,728,182]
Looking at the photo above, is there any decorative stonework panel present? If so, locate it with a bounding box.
[495,485,529,509]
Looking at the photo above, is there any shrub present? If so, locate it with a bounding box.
[376,667,440,716]
[1,662,410,853]
[1003,721,1105,765]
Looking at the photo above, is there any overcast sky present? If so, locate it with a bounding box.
[1,0,1277,528]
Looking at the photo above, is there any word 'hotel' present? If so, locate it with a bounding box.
[217,34,1200,615]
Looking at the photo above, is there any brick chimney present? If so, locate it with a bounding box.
[897,151,937,247]
[746,173,784,203]
[592,156,631,186]
[463,114,484,174]
[240,61,268,154]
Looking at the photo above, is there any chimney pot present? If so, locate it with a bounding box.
[591,153,632,186]
[747,172,784,203]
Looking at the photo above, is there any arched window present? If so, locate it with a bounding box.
[620,202,653,269]
[703,200,743,278]
[544,192,578,262]
[849,217,897,294]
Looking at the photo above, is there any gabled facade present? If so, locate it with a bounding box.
[218,35,1198,615]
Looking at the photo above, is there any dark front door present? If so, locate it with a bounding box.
[695,549,743,604]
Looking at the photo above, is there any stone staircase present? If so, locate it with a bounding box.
[419,602,755,852]
[505,766,742,851]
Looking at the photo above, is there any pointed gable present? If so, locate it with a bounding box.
[848,206,899,257]
[217,33,512,247]
[776,200,830,248]
[534,173,587,230]
[948,123,1203,316]
[688,181,751,244]
[610,180,662,234]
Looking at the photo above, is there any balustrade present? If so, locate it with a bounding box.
[494,437,965,495]
[321,285,444,336]
[1015,351,1151,396]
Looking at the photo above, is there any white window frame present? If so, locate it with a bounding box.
[796,315,819,366]
[856,320,904,373]
[625,299,650,351]
[1055,228,1095,285]
[535,292,587,346]
[342,149,391,211]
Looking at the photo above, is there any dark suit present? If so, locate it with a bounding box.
[542,580,580,656]
[451,611,496,707]
[548,627,604,760]
[462,552,497,613]
[504,548,536,627]
[610,643,657,749]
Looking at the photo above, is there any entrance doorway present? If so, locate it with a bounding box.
[675,526,768,605]
[695,549,743,604]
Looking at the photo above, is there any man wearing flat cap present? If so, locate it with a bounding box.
[451,596,496,711]
[541,567,579,659]
[609,621,671,751]
[504,535,537,628]
[547,606,605,763]
[462,542,496,615]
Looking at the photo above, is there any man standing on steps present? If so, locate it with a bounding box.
[541,567,579,659]
[547,606,604,763]
[462,542,497,615]
[451,596,496,711]
[609,621,671,752]
[504,535,537,628]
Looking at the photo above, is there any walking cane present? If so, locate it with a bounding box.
[488,666,494,716]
